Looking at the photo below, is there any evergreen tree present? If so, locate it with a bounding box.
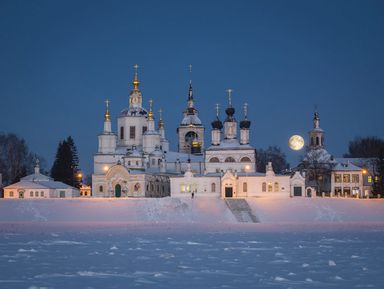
[51,136,81,188]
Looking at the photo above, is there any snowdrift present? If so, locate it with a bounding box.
[0,197,236,223]
[247,197,384,223]
[0,197,383,224]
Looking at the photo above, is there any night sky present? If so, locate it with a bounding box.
[1,0,383,175]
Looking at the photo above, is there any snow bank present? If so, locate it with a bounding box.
[0,197,236,223]
[0,197,383,224]
[247,198,384,223]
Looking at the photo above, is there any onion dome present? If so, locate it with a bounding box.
[211,104,223,129]
[225,88,235,120]
[211,117,223,130]
[240,119,251,129]
[240,103,251,129]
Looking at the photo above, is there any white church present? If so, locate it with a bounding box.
[91,65,306,198]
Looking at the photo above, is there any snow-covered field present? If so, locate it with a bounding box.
[0,198,383,289]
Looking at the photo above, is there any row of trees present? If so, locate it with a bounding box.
[0,133,43,185]
[0,134,80,189]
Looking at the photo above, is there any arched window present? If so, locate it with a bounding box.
[316,137,319,146]
[209,157,220,163]
[268,183,273,192]
[262,182,266,192]
[30,191,33,197]
[211,183,216,192]
[9,191,14,197]
[40,191,44,197]
[243,182,248,193]
[99,185,103,192]
[225,157,235,162]
[240,157,251,162]
[35,191,38,197]
[274,182,279,192]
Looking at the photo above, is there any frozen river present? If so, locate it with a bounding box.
[0,223,383,289]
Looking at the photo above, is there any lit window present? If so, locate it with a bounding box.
[334,174,341,183]
[268,183,273,192]
[368,176,372,183]
[343,174,350,183]
[274,182,279,192]
[352,174,359,183]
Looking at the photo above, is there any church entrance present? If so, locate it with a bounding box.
[115,184,122,198]
[225,187,233,198]
[293,186,302,197]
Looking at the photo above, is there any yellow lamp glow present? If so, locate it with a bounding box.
[103,165,109,172]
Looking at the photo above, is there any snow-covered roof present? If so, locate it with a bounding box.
[119,107,148,117]
[4,179,74,190]
[304,148,335,164]
[165,151,204,163]
[206,139,254,151]
[333,162,362,172]
[21,173,52,182]
[180,114,202,126]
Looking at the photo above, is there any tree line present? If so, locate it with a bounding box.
[0,134,80,189]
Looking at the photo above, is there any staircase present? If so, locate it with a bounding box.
[225,198,259,223]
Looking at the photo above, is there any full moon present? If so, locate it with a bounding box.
[288,135,305,151]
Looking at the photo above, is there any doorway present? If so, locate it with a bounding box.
[115,184,122,198]
[293,186,302,197]
[225,187,233,198]
[18,191,24,198]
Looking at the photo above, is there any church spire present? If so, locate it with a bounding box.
[309,110,325,149]
[187,64,194,109]
[104,98,111,121]
[148,98,154,121]
[158,108,164,129]
[313,111,320,129]
[132,64,140,91]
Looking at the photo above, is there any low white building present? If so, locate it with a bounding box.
[170,162,305,198]
[3,161,79,199]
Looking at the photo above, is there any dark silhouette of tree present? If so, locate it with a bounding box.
[256,146,289,174]
[51,136,81,188]
[0,133,44,186]
[344,136,384,158]
[299,148,334,195]
[344,136,384,197]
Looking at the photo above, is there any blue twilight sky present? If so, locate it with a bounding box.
[0,0,383,175]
